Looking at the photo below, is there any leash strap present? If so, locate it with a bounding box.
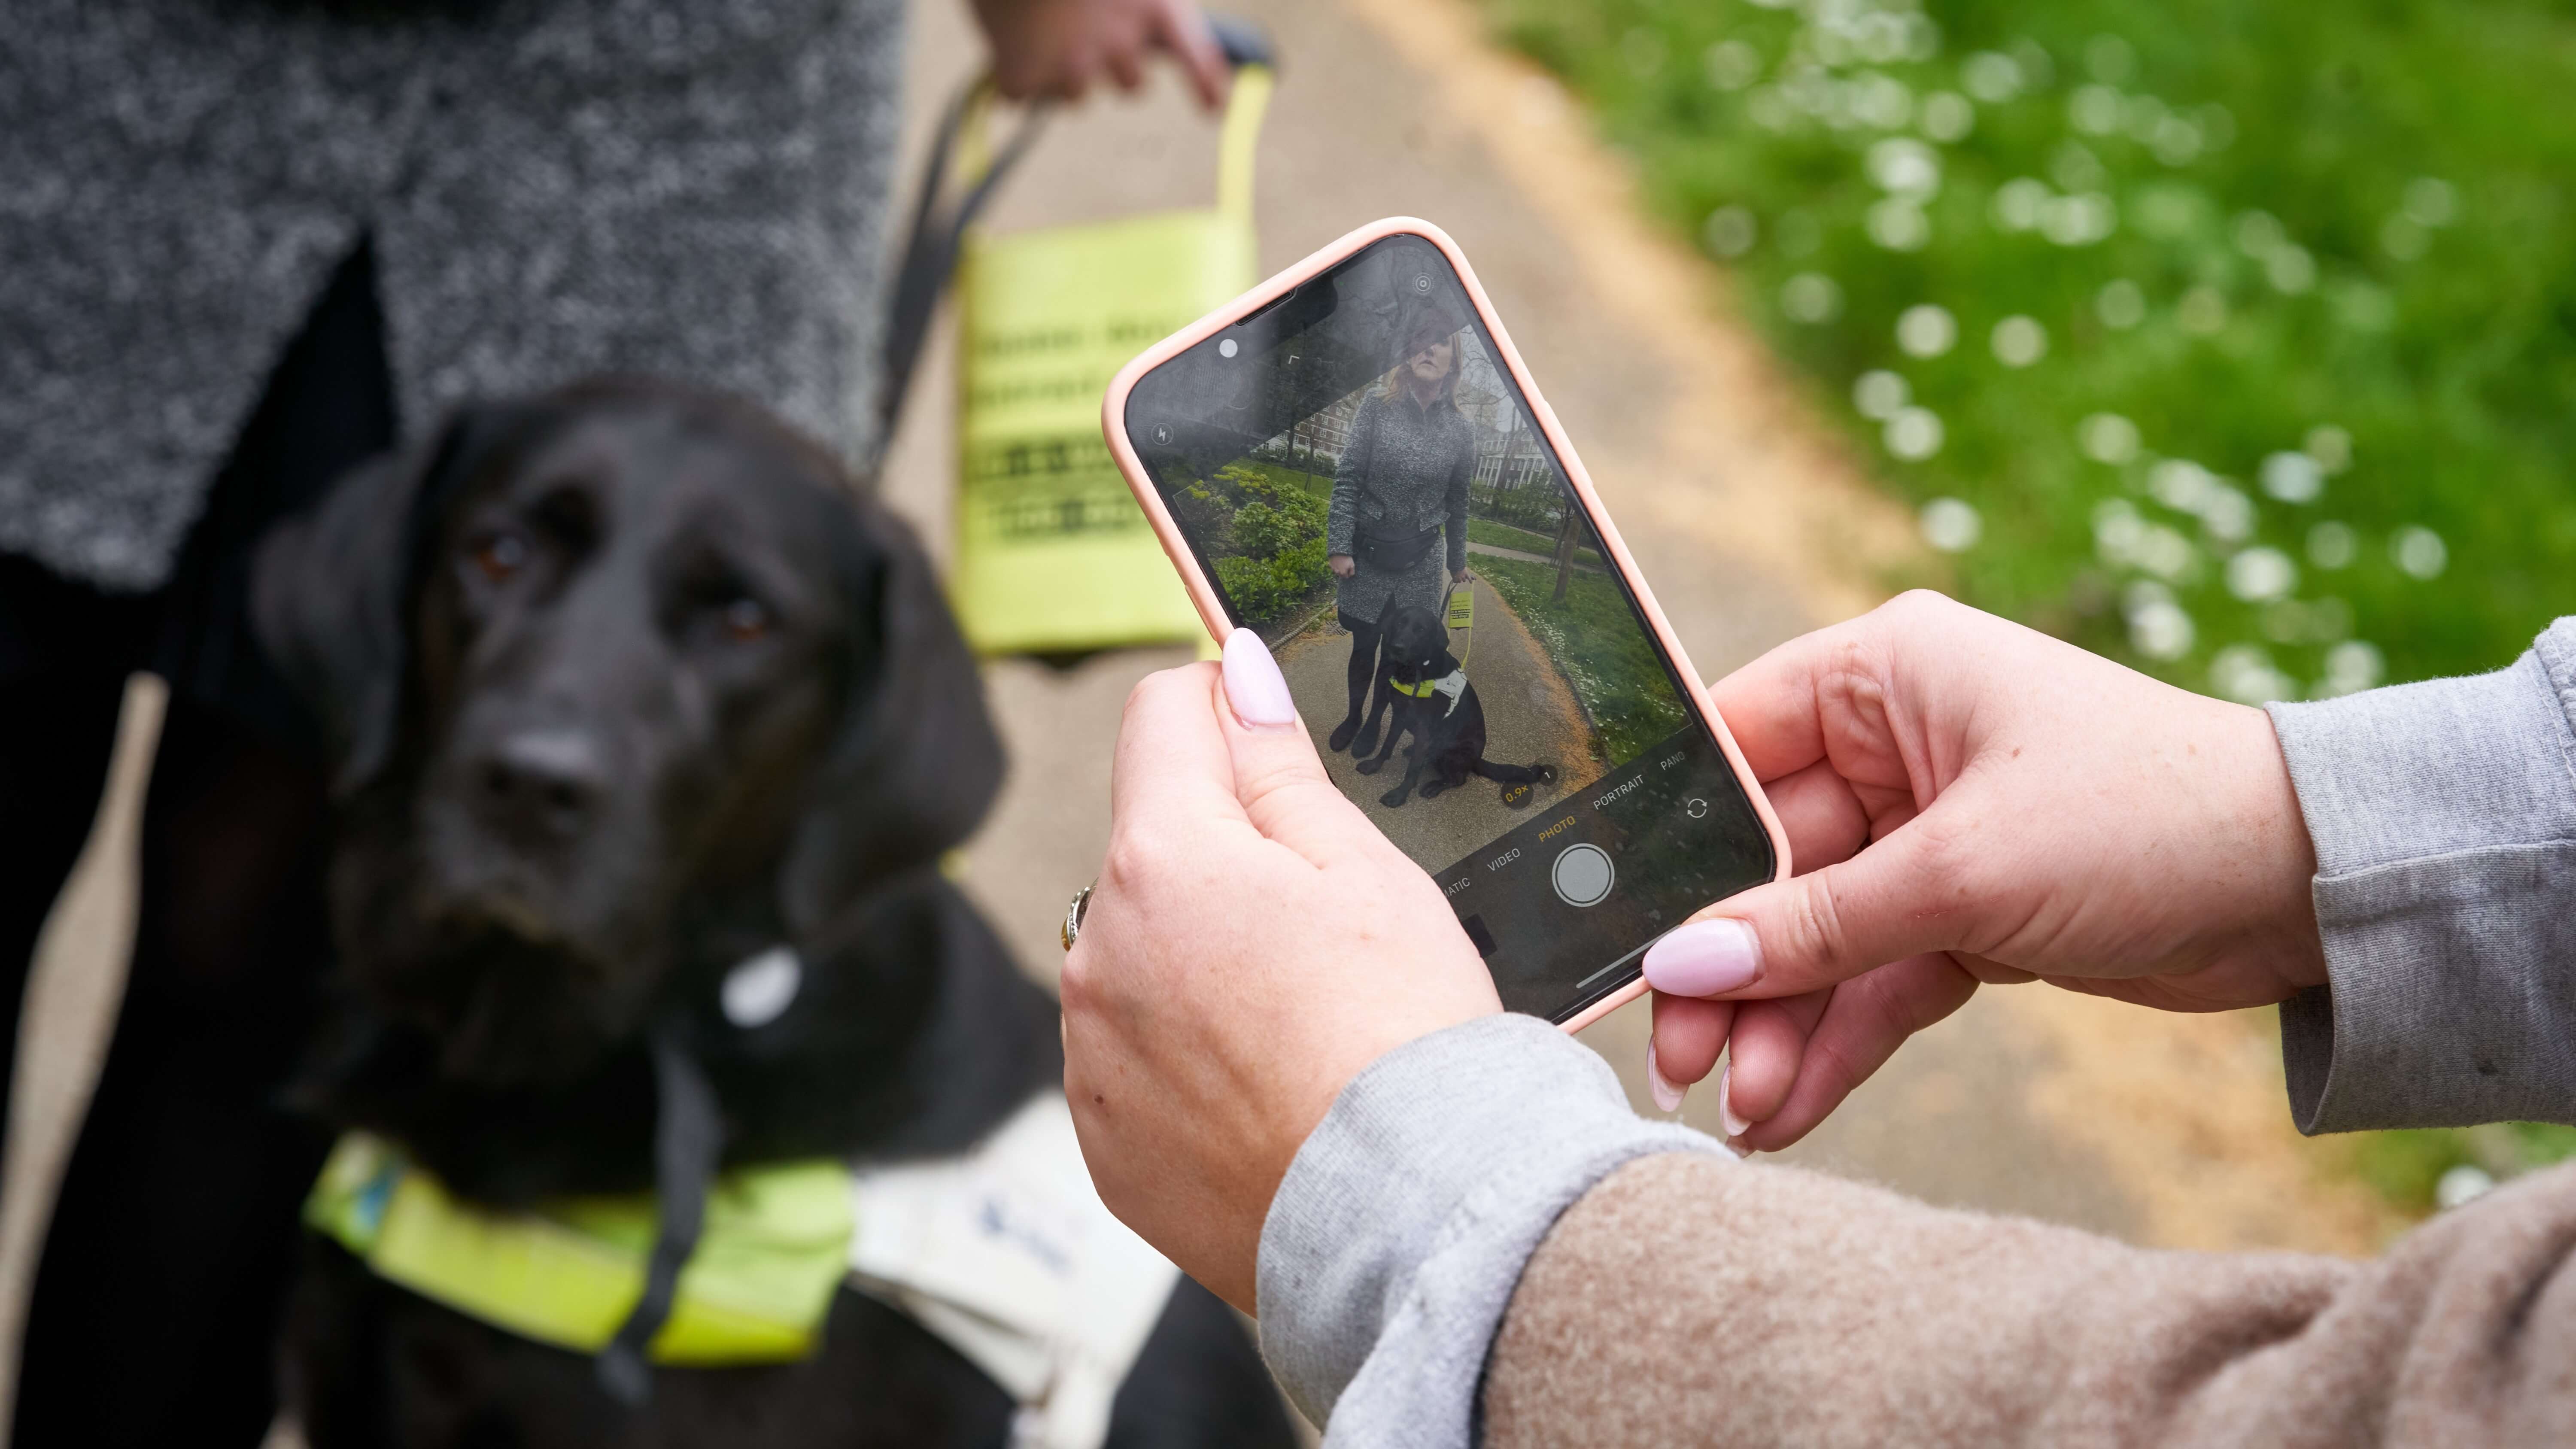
[867,16,1279,480]
[598,1027,728,1406]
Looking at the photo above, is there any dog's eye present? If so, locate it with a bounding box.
[721,597,771,641]
[469,532,528,581]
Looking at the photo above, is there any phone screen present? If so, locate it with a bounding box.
[1124,233,1775,1022]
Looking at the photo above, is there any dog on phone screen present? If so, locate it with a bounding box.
[252,378,1294,1448]
[1354,601,1558,809]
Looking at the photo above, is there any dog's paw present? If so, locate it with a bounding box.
[1352,726,1380,757]
[1355,757,1384,776]
[1327,717,1361,753]
[1379,786,1411,808]
[1420,779,1449,798]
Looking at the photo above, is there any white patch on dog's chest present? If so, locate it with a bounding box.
[847,1094,1179,1449]
[1427,668,1468,716]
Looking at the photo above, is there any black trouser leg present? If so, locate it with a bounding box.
[14,239,393,1449]
[12,700,333,1446]
[1328,617,1381,754]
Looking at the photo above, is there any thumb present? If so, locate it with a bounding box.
[1642,816,1969,1000]
[1217,629,1385,868]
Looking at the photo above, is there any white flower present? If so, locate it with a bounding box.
[2149,115,2202,166]
[2261,451,2324,503]
[1703,205,1759,258]
[2266,245,2316,294]
[1920,91,1974,142]
[1853,72,1914,130]
[2093,498,2145,563]
[1853,369,1910,420]
[2436,1165,2496,1210]
[2150,459,2214,511]
[2305,424,2353,473]
[2233,210,2286,257]
[2179,286,2228,334]
[1782,273,1843,323]
[1896,304,1957,357]
[2307,521,2357,570]
[2096,278,2147,328]
[2211,644,2296,705]
[1868,198,1931,251]
[2069,85,2123,135]
[1705,39,1762,91]
[2080,412,2140,463]
[1886,407,1945,460]
[1920,497,1980,551]
[2404,177,2458,227]
[1990,315,2047,367]
[2392,526,2448,579]
[2129,599,2195,660]
[2197,483,2255,544]
[1868,137,1941,199]
[1990,177,2050,231]
[2322,640,2384,695]
[2084,33,2136,84]
[1962,50,2023,103]
[2042,192,2116,246]
[2225,547,2298,603]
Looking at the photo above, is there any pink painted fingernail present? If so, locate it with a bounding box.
[1646,1039,1686,1114]
[1718,1061,1750,1139]
[1642,918,1760,996]
[1221,628,1297,728]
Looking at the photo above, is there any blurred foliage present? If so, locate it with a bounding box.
[1479,0,2576,694]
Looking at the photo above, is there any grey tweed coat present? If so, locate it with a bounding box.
[1327,388,1474,626]
[1,0,906,592]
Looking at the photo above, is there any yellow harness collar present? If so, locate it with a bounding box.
[1388,675,1438,698]
[304,1132,851,1365]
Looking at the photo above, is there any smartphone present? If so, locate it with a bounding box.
[1102,219,1790,1031]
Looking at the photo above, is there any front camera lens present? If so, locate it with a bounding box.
[1413,274,1432,294]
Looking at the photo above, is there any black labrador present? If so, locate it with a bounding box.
[1353,602,1557,808]
[252,378,1294,1447]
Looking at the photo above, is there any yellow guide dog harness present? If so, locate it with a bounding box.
[306,1090,1176,1449]
[1388,580,1477,715]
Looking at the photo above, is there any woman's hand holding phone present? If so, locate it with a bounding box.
[1062,631,1501,1314]
[1646,591,2328,1151]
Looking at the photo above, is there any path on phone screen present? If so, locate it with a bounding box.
[1276,572,1603,873]
[0,0,2396,1440]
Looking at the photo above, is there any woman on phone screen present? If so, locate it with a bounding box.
[1324,316,1476,754]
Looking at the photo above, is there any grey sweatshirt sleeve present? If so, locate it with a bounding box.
[1255,1013,1727,1446]
[2267,616,2576,1133]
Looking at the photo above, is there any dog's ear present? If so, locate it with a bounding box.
[777,502,1003,936]
[250,403,522,797]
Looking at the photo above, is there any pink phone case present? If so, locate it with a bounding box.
[1101,217,1792,1034]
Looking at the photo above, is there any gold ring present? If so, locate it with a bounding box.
[1061,882,1094,952]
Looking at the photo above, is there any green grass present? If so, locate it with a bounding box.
[2354,1123,2576,1212]
[1474,554,1690,764]
[1478,0,2576,701]
[1467,516,1609,565]
[1476,0,2576,1220]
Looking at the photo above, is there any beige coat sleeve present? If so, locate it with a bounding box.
[1483,1153,2576,1447]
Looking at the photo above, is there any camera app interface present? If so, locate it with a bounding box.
[1125,234,1774,1021]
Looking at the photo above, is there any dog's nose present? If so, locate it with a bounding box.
[472,729,608,837]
